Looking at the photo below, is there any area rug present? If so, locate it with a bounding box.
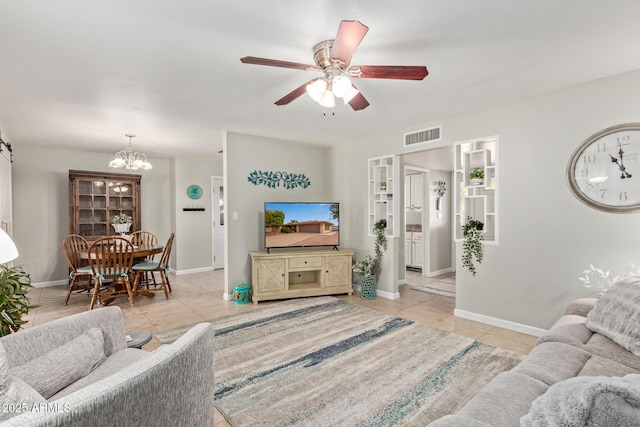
[156,297,523,426]
[410,277,456,298]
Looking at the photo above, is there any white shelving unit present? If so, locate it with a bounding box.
[454,139,498,243]
[368,155,400,237]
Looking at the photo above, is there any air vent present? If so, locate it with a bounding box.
[404,126,442,147]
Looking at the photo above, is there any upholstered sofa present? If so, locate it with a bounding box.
[430,277,640,426]
[0,306,214,426]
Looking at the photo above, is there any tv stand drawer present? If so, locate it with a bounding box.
[289,257,323,269]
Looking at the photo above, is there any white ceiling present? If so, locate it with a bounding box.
[2,1,640,159]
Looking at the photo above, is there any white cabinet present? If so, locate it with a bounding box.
[368,156,400,237]
[454,138,498,243]
[405,232,423,267]
[405,174,423,210]
[250,249,354,303]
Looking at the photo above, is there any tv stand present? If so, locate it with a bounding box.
[249,248,354,304]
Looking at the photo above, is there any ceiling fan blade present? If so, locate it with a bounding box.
[348,87,369,111]
[351,65,428,80]
[274,80,315,106]
[241,56,316,71]
[330,20,369,65]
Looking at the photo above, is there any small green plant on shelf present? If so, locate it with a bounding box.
[469,167,484,180]
[462,217,484,276]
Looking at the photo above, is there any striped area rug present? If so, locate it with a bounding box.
[158,297,523,426]
[410,277,456,297]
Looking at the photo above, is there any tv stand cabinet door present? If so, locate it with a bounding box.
[323,254,352,289]
[254,258,286,294]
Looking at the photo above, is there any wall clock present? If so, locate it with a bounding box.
[187,184,203,200]
[567,123,640,213]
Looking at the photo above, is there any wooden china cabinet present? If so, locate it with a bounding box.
[68,170,141,240]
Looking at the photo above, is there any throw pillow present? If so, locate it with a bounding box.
[10,327,106,399]
[0,342,46,421]
[585,274,640,357]
[521,374,640,427]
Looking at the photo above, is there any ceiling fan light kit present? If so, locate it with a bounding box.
[240,20,428,113]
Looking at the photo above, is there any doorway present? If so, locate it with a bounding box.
[211,176,225,269]
[401,146,456,295]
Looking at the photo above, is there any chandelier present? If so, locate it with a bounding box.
[109,134,152,170]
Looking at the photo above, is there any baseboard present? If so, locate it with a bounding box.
[454,308,547,337]
[33,279,68,288]
[427,267,454,277]
[173,266,214,276]
[353,284,400,300]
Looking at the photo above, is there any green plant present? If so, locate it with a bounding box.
[280,226,291,233]
[112,212,132,224]
[469,167,484,180]
[462,217,484,276]
[353,219,388,276]
[0,265,38,336]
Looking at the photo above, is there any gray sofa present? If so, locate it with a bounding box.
[0,306,215,426]
[429,298,640,426]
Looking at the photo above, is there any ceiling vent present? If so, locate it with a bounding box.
[404,125,442,147]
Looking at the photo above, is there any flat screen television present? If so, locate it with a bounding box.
[264,202,339,251]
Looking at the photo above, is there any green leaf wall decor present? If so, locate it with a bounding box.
[247,170,311,189]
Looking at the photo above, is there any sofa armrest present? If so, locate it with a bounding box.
[4,322,215,427]
[564,298,597,317]
[0,307,127,368]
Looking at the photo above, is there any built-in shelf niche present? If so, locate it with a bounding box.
[454,138,498,243]
[368,155,400,237]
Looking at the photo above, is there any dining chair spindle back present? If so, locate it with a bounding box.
[61,234,93,305]
[87,236,136,310]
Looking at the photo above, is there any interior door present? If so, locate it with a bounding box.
[212,177,225,269]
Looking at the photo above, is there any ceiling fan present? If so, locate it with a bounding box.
[240,20,428,111]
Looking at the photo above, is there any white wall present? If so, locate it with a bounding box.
[224,132,330,298]
[173,157,223,273]
[330,68,640,330]
[428,169,453,274]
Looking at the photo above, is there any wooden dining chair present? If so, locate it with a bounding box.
[61,234,93,305]
[87,236,135,310]
[133,233,174,299]
[130,230,159,286]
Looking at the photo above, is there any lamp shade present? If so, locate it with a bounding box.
[0,229,18,263]
[306,79,327,102]
[331,75,352,98]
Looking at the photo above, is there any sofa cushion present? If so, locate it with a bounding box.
[578,354,640,377]
[521,374,640,427]
[50,347,149,400]
[586,275,640,356]
[10,328,106,399]
[512,342,590,386]
[0,343,46,422]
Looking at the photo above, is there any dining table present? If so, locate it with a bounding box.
[80,243,164,302]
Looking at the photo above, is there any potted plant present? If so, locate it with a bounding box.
[352,219,388,299]
[462,216,484,276]
[0,265,37,336]
[112,212,133,235]
[469,167,484,186]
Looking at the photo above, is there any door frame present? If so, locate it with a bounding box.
[211,176,224,269]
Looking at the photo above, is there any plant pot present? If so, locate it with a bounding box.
[360,274,376,300]
[470,178,484,186]
[112,223,132,234]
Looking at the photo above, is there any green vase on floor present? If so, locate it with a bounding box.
[360,274,376,300]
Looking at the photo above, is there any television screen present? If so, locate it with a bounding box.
[264,202,340,249]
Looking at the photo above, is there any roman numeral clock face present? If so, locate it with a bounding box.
[567,123,640,213]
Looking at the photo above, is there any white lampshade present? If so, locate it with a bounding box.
[0,229,18,263]
[109,157,126,168]
[342,86,360,103]
[306,79,327,102]
[319,91,335,108]
[331,75,352,98]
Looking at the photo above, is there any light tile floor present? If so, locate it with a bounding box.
[24,269,538,426]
